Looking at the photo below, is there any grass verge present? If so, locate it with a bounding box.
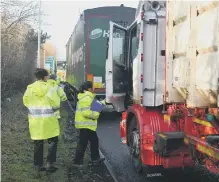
[2,93,113,182]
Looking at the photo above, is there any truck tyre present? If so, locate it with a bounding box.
[128,117,143,173]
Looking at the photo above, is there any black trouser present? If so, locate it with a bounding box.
[33,136,58,166]
[74,129,100,163]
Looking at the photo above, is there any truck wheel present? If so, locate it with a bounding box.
[128,118,142,173]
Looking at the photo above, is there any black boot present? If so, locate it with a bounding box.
[33,165,46,172]
[71,159,83,168]
[46,162,58,172]
[90,157,105,166]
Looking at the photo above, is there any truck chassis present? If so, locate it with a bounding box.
[120,105,219,175]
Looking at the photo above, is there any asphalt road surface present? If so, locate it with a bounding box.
[97,111,219,182]
[97,112,147,182]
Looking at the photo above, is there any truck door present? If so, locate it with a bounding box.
[105,21,128,110]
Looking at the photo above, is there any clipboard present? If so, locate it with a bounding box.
[91,99,104,112]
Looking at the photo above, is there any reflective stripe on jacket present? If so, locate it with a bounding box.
[74,91,100,131]
[23,81,60,140]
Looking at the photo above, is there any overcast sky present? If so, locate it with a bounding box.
[41,0,138,61]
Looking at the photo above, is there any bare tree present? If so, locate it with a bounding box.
[1,1,39,35]
[1,0,50,99]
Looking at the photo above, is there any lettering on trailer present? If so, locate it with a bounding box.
[89,20,128,40]
[89,28,122,39]
[72,45,84,67]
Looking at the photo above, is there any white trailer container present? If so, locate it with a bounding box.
[165,1,219,108]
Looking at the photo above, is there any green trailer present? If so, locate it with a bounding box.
[66,5,136,98]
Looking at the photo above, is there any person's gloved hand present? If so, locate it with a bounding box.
[100,99,106,105]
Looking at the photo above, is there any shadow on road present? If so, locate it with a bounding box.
[99,111,122,122]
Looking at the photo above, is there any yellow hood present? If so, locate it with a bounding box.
[78,91,95,100]
[27,81,48,97]
[47,79,57,86]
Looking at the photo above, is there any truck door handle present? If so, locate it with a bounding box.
[109,71,112,74]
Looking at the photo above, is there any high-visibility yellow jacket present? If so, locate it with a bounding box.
[56,76,61,86]
[23,80,60,140]
[75,91,100,131]
[47,79,67,119]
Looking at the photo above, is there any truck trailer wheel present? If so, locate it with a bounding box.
[128,118,143,173]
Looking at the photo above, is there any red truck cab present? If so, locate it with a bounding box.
[105,0,219,176]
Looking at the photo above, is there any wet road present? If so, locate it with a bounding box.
[97,112,219,182]
[97,112,146,182]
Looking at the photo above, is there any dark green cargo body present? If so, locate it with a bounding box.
[66,5,136,96]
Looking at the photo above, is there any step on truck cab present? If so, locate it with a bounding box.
[105,0,219,176]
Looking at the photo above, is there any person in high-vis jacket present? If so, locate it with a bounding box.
[56,75,61,86]
[72,81,105,167]
[23,68,60,172]
[47,74,67,119]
